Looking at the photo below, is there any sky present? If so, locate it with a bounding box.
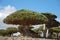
[0,0,60,29]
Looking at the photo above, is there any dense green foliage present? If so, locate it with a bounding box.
[6,27,18,35]
[50,27,60,32]
[42,12,57,19]
[0,29,7,36]
[3,9,48,25]
[33,25,44,33]
[0,27,18,36]
[42,12,60,28]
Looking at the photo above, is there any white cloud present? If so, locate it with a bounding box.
[0,13,2,17]
[56,18,60,22]
[0,5,17,29]
[0,5,16,18]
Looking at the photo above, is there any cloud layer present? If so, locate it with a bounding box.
[0,5,17,29]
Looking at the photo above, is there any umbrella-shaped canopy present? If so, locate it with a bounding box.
[42,12,57,20]
[50,27,60,33]
[3,9,48,25]
[46,20,60,28]
[41,13,60,28]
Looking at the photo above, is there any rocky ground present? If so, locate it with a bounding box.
[0,36,56,40]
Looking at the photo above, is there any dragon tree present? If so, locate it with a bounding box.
[6,27,18,36]
[50,27,60,39]
[42,13,60,38]
[3,9,48,38]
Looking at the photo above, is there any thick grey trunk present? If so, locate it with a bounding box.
[19,25,40,38]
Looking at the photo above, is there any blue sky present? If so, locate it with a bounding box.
[0,0,60,18]
[0,0,60,29]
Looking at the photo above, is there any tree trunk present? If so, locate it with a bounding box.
[46,29,49,38]
[57,33,60,40]
[48,31,53,38]
[18,25,40,38]
[43,24,46,38]
[43,30,46,38]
